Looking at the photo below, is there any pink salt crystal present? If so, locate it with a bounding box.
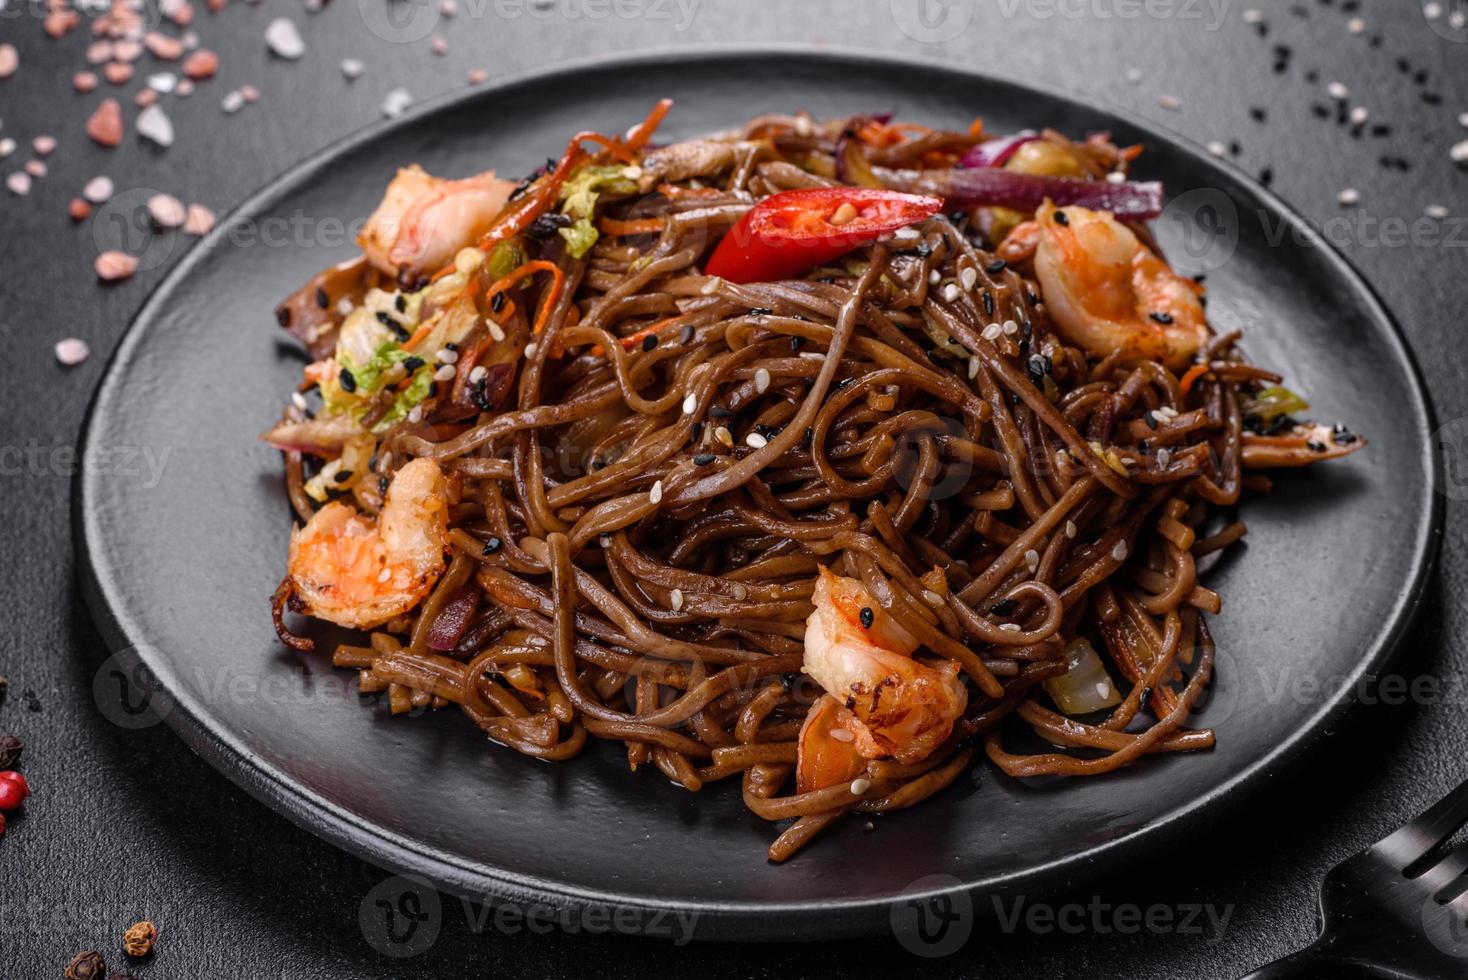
[135,87,157,107]
[55,338,91,366]
[112,38,142,61]
[103,62,134,85]
[0,44,18,79]
[86,98,124,147]
[182,203,215,235]
[74,71,99,92]
[148,192,186,228]
[25,159,47,178]
[86,40,113,64]
[144,31,184,60]
[467,68,488,85]
[240,84,259,102]
[33,136,57,156]
[182,48,217,79]
[96,251,139,281]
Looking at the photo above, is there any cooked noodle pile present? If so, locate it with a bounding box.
[268,104,1363,861]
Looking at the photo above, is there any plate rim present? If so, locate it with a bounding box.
[73,43,1445,941]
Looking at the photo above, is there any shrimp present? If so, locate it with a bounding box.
[358,165,518,281]
[798,567,967,789]
[1029,201,1209,371]
[287,458,448,629]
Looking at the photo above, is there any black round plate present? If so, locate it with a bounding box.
[75,49,1441,941]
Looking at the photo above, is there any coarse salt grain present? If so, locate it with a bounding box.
[1349,106,1369,126]
[1242,8,1263,23]
[1157,94,1181,111]
[1346,16,1365,34]
[1450,139,1468,164]
[136,105,173,147]
[69,198,91,221]
[430,36,447,55]
[55,338,90,365]
[467,68,488,85]
[83,176,113,203]
[1426,204,1450,219]
[382,88,413,118]
[32,136,56,156]
[1337,188,1360,206]
[291,391,308,411]
[265,17,305,59]
[1125,66,1142,83]
[1424,1,1443,19]
[148,193,186,227]
[1206,140,1227,157]
[95,250,138,281]
[74,71,98,92]
[1327,81,1348,100]
[0,44,17,79]
[182,203,215,235]
[340,58,364,80]
[24,160,46,179]
[6,171,30,195]
[222,90,244,114]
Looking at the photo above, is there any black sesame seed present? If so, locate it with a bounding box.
[693,453,715,466]
[491,291,506,314]
[914,242,933,258]
[1144,412,1159,430]
[482,536,503,556]
[1249,106,1267,122]
[338,367,357,393]
[1139,687,1153,712]
[1307,440,1327,453]
[749,307,774,316]
[1332,424,1358,445]
[641,334,658,352]
[395,294,407,314]
[428,382,438,398]
[1149,311,1174,325]
[334,470,353,483]
[989,598,1017,617]
[859,606,875,629]
[680,324,695,344]
[403,356,424,373]
[985,259,1007,274]
[378,476,389,494]
[710,405,731,419]
[790,336,805,351]
[982,292,995,316]
[690,421,703,441]
[802,426,814,447]
[276,306,292,327]
[445,341,458,352]
[1053,210,1069,226]
[315,287,330,309]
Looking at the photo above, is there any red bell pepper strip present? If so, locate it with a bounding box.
[703,187,943,284]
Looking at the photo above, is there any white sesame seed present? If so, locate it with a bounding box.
[928,268,941,285]
[1326,81,1349,101]
[340,58,364,79]
[5,171,29,195]
[960,266,978,291]
[1426,204,1450,219]
[524,342,538,358]
[795,115,813,137]
[745,432,768,449]
[670,588,683,611]
[1424,1,1442,20]
[1337,188,1361,206]
[1112,540,1129,561]
[999,622,1021,633]
[849,778,872,795]
[941,282,960,303]
[754,367,771,394]
[1157,94,1181,111]
[599,534,611,548]
[922,589,944,606]
[436,347,459,364]
[1346,16,1365,34]
[892,226,921,242]
[1105,170,1126,184]
[1451,139,1468,164]
[336,298,354,315]
[378,567,391,583]
[621,164,642,181]
[1349,106,1369,126]
[407,405,424,424]
[967,357,980,379]
[0,138,15,159]
[433,364,455,382]
[681,392,697,415]
[1206,141,1227,158]
[1156,448,1172,468]
[1452,9,1467,28]
[1242,8,1263,23]
[453,247,483,275]
[1064,520,1077,539]
[714,426,733,447]
[1024,549,1039,572]
[1002,319,1019,336]
[1459,113,1468,129]
[982,322,1002,341]
[468,364,487,383]
[700,276,723,296]
[830,728,854,743]
[487,320,506,342]
[54,338,89,366]
[381,87,413,119]
[649,480,663,504]
[290,390,308,411]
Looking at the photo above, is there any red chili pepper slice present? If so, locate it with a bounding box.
[703,187,943,284]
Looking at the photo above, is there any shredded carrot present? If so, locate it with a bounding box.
[588,315,682,357]
[1119,143,1145,163]
[483,260,565,336]
[403,321,434,350]
[1178,363,1211,395]
[967,116,986,139]
[598,216,666,237]
[625,98,673,153]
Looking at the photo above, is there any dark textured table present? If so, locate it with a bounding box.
[2,1,1465,976]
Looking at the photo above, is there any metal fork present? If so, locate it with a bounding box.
[1241,778,1468,979]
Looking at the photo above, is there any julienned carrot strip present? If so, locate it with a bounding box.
[625,98,673,153]
[598,216,667,237]
[617,316,681,350]
[483,260,565,336]
[1178,363,1211,395]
